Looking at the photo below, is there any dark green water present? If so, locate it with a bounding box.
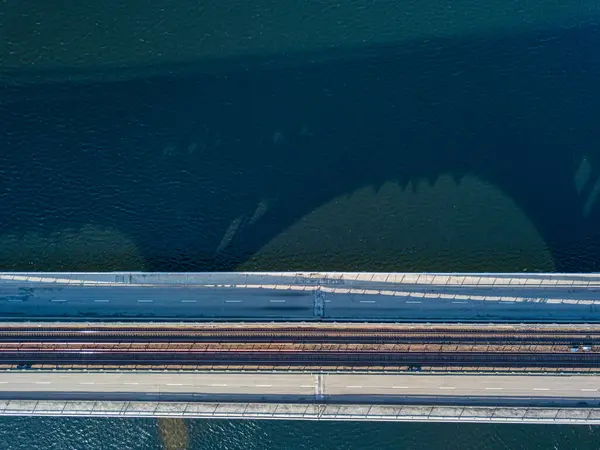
[1,416,600,449]
[3,0,600,447]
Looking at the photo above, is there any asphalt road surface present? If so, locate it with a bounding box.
[1,372,599,407]
[1,272,600,322]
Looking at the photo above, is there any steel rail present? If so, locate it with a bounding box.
[0,342,590,356]
[0,340,585,348]
[0,328,597,345]
[0,326,598,334]
[0,345,575,352]
[2,351,600,367]
[0,336,592,344]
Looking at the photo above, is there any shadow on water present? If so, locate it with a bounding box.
[2,25,600,272]
[158,418,189,450]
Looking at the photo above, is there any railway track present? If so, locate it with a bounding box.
[0,341,599,367]
[0,342,583,352]
[1,324,599,369]
[2,350,600,367]
[0,326,599,345]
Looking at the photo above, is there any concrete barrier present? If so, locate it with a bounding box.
[1,400,599,424]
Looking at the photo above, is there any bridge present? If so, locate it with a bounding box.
[2,272,600,322]
[2,272,600,424]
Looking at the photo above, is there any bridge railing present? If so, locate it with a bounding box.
[1,400,600,424]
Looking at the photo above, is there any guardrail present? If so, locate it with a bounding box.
[2,400,600,424]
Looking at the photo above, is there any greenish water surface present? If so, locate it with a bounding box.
[2,0,600,447]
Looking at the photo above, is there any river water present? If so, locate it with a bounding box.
[2,1,600,448]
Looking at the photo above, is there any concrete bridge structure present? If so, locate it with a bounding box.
[1,272,600,322]
[2,271,600,424]
[0,370,599,424]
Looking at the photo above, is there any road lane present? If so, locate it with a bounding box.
[2,272,600,322]
[324,292,600,321]
[0,285,315,319]
[0,372,599,406]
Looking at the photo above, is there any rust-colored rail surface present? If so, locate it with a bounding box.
[0,322,599,369]
[2,348,600,367]
[0,323,599,345]
[0,342,589,352]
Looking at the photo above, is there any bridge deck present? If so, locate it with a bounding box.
[1,272,600,322]
[0,371,598,408]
